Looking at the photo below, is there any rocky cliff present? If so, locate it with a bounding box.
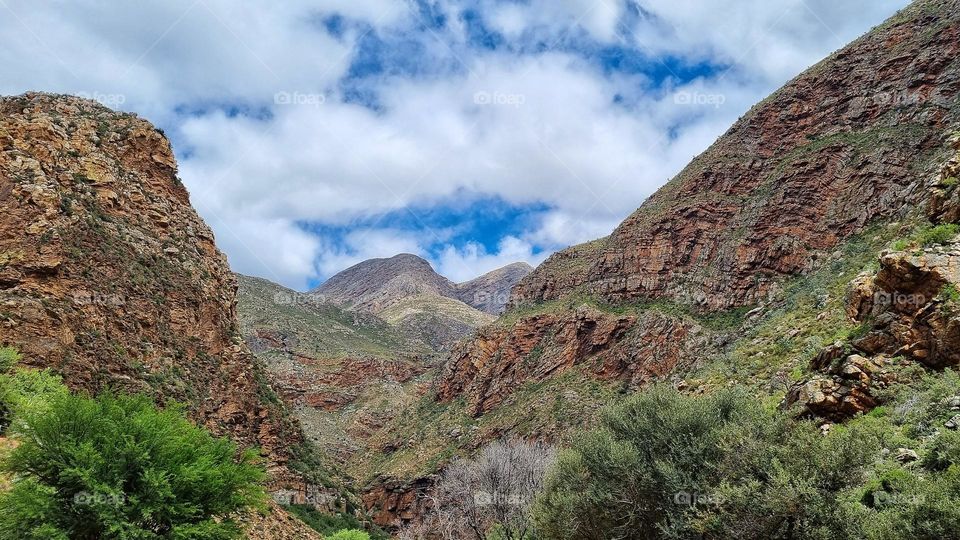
[0,93,320,538]
[513,0,960,311]
[444,0,960,417]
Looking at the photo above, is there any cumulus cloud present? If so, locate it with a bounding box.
[436,236,548,283]
[0,0,910,289]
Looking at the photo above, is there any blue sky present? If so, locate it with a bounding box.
[0,0,908,289]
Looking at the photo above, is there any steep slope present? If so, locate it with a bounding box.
[514,1,960,310]
[359,0,960,528]
[455,261,533,314]
[239,273,418,360]
[444,0,960,417]
[0,93,322,538]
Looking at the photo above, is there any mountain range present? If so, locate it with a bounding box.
[1,0,960,537]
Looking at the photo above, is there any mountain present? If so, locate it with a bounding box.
[455,261,533,314]
[310,254,533,351]
[357,0,960,528]
[0,93,326,538]
[313,253,457,313]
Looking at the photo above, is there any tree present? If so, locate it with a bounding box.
[0,391,266,539]
[424,439,556,540]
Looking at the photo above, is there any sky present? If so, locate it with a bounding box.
[0,0,910,290]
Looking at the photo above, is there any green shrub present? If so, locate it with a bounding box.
[533,386,882,539]
[942,176,959,187]
[0,347,20,373]
[940,283,960,304]
[328,530,371,540]
[285,505,387,539]
[917,224,959,247]
[0,367,68,432]
[0,392,266,539]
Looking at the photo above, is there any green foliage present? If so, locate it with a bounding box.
[940,283,960,304]
[327,530,371,540]
[0,347,20,373]
[942,176,959,188]
[0,367,68,432]
[917,223,959,247]
[533,385,883,539]
[285,506,387,540]
[0,391,266,539]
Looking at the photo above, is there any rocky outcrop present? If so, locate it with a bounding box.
[513,0,960,311]
[786,350,896,421]
[438,306,716,416]
[361,477,434,529]
[455,262,533,314]
[789,214,960,418]
[0,93,320,537]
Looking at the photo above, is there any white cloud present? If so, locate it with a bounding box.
[436,237,547,283]
[486,0,625,43]
[626,0,908,82]
[0,0,911,289]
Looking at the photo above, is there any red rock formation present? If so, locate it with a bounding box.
[0,93,307,494]
[513,0,960,311]
[438,306,714,416]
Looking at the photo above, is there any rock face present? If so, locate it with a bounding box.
[455,262,533,314]
[788,140,960,419]
[512,0,960,311]
[0,93,318,538]
[441,0,960,426]
[438,306,716,416]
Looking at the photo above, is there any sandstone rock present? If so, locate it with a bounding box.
[0,93,306,496]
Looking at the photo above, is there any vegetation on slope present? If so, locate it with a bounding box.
[0,347,268,540]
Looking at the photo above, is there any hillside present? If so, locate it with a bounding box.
[0,93,325,538]
[354,0,960,528]
[455,261,533,314]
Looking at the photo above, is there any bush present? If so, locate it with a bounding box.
[917,224,959,247]
[532,386,882,539]
[0,367,68,433]
[0,391,266,539]
[0,347,20,373]
[285,506,387,540]
[328,530,371,540]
